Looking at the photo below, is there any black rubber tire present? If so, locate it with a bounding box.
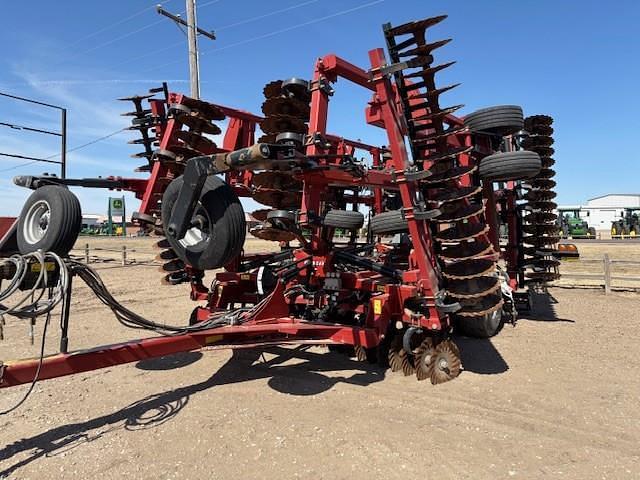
[464,105,524,136]
[370,210,408,234]
[479,151,541,182]
[588,227,596,237]
[162,175,245,270]
[454,308,504,338]
[323,210,364,229]
[17,185,82,256]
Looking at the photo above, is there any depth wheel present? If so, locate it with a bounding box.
[162,175,245,270]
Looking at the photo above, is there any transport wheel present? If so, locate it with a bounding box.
[588,227,596,238]
[454,308,504,338]
[463,105,524,136]
[162,175,245,270]
[323,210,365,229]
[479,151,541,182]
[17,185,82,256]
[370,210,408,234]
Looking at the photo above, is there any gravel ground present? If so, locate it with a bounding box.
[1,239,639,479]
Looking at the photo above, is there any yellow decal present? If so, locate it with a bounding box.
[205,335,223,345]
[30,262,56,272]
[240,274,251,280]
[373,299,382,315]
[376,285,386,292]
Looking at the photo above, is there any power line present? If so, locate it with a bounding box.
[77,0,314,72]
[63,0,222,64]
[143,0,385,73]
[67,1,173,47]
[0,128,127,174]
[215,0,320,31]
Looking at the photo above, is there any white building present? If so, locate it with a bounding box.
[81,214,106,229]
[558,194,640,231]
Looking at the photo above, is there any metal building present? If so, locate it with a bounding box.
[558,194,640,231]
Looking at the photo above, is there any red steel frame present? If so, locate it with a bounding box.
[0,48,524,389]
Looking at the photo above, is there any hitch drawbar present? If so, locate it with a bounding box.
[167,143,303,240]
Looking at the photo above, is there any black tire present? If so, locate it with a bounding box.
[479,151,541,182]
[17,186,82,256]
[162,175,245,270]
[370,210,408,234]
[588,227,596,238]
[464,105,524,136]
[454,309,504,338]
[323,210,364,229]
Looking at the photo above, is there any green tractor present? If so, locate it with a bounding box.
[611,208,640,238]
[558,208,596,238]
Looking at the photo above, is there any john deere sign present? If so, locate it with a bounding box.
[110,198,124,216]
[108,196,126,236]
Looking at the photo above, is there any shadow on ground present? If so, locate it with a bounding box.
[519,290,575,323]
[454,336,509,375]
[0,347,384,477]
[135,351,204,371]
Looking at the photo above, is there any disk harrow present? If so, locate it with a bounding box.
[522,115,561,285]
[249,79,309,241]
[383,16,501,325]
[1,13,560,395]
[120,86,226,285]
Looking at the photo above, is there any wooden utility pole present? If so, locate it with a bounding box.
[185,0,200,99]
[156,1,216,99]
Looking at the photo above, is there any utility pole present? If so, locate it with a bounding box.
[185,0,200,99]
[157,1,216,99]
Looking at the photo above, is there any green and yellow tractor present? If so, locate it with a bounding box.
[611,208,640,238]
[558,208,596,238]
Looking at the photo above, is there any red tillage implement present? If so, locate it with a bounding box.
[0,15,560,391]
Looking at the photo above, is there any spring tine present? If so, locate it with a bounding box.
[407,83,460,104]
[402,61,456,79]
[397,39,452,58]
[410,104,463,123]
[417,145,473,163]
[385,15,448,37]
[412,125,467,144]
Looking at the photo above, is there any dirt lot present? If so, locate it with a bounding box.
[1,238,639,479]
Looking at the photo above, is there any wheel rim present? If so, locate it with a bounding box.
[23,199,51,244]
[178,204,211,248]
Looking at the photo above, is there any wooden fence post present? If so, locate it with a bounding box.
[122,245,127,266]
[85,243,90,264]
[603,253,611,294]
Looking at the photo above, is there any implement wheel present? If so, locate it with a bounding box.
[454,308,504,338]
[464,105,524,136]
[370,210,408,234]
[479,151,541,182]
[162,175,245,270]
[323,210,364,229]
[17,186,82,256]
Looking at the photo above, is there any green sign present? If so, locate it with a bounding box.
[108,196,126,236]
[110,197,124,216]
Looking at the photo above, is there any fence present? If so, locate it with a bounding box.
[71,243,640,293]
[71,243,159,267]
[557,253,640,293]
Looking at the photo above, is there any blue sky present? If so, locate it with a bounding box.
[0,0,638,216]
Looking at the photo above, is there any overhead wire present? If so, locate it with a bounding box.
[61,0,222,63]
[0,127,127,173]
[141,0,386,73]
[67,1,173,47]
[214,0,320,31]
